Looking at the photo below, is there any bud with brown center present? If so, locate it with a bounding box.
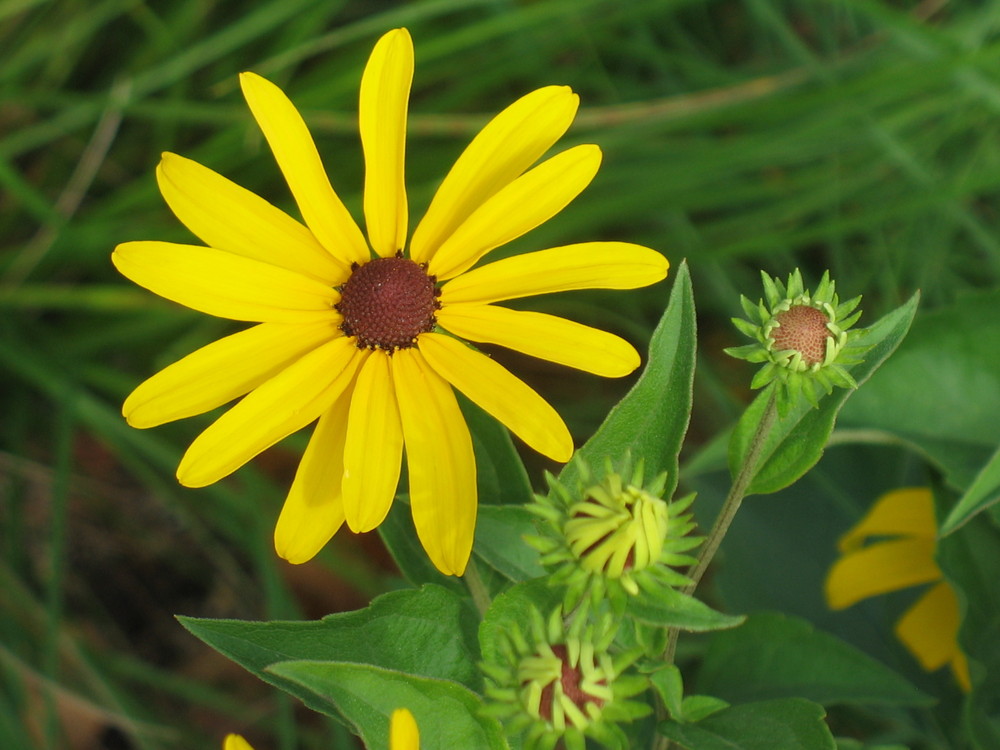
[537,644,608,723]
[770,304,831,366]
[336,256,439,351]
[725,269,869,411]
[481,606,651,750]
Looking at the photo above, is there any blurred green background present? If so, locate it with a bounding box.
[3,0,1000,748]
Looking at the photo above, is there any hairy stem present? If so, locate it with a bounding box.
[653,389,779,750]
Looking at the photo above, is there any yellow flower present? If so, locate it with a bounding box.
[825,488,970,691]
[113,29,668,576]
[224,707,420,750]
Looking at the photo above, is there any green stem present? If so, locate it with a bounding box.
[463,557,491,618]
[683,389,779,597]
[653,389,779,750]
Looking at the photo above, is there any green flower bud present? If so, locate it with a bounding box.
[725,269,869,411]
[482,607,650,750]
[527,455,700,615]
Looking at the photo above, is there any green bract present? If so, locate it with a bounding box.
[480,607,650,750]
[527,456,700,616]
[726,269,869,412]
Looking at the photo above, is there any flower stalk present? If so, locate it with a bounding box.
[661,388,778,678]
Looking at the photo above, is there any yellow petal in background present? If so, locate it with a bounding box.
[438,304,640,377]
[156,152,346,281]
[419,332,572,461]
[275,394,352,564]
[410,85,579,263]
[239,71,370,267]
[360,28,412,257]
[112,241,337,323]
[825,537,940,610]
[429,144,602,280]
[838,487,937,553]
[895,580,961,672]
[223,735,254,750]
[440,242,668,305]
[177,338,365,487]
[390,708,420,750]
[342,352,404,532]
[392,348,476,576]
[124,319,338,428]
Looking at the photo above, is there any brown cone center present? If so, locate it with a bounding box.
[337,256,438,351]
[537,644,607,722]
[771,305,831,365]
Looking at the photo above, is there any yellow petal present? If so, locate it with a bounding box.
[428,144,602,280]
[437,304,640,377]
[838,487,937,553]
[895,581,961,672]
[410,85,579,263]
[156,152,346,281]
[390,708,420,750]
[124,319,338,428]
[418,332,572,462]
[112,241,338,323]
[275,394,351,564]
[360,28,412,257]
[177,338,365,487]
[239,71,369,266]
[342,352,404,532]
[440,242,668,305]
[223,735,254,750]
[824,537,940,610]
[392,348,476,576]
[952,651,972,693]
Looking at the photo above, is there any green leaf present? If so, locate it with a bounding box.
[730,292,919,496]
[474,505,546,583]
[378,495,465,592]
[461,395,534,506]
[626,588,745,633]
[560,260,696,499]
[839,288,1000,490]
[178,585,481,720]
[478,578,562,664]
[658,698,836,750]
[940,442,1000,535]
[681,696,730,723]
[268,660,507,750]
[695,612,931,707]
[835,741,908,750]
[649,665,685,719]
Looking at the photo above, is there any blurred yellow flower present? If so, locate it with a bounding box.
[224,707,419,750]
[113,28,668,576]
[825,487,970,691]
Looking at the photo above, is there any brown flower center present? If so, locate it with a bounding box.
[336,256,439,351]
[771,305,831,365]
[537,644,606,722]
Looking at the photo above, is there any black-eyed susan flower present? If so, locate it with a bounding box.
[725,269,867,411]
[482,608,649,750]
[113,28,668,576]
[528,457,699,615]
[825,487,970,691]
[224,707,419,750]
